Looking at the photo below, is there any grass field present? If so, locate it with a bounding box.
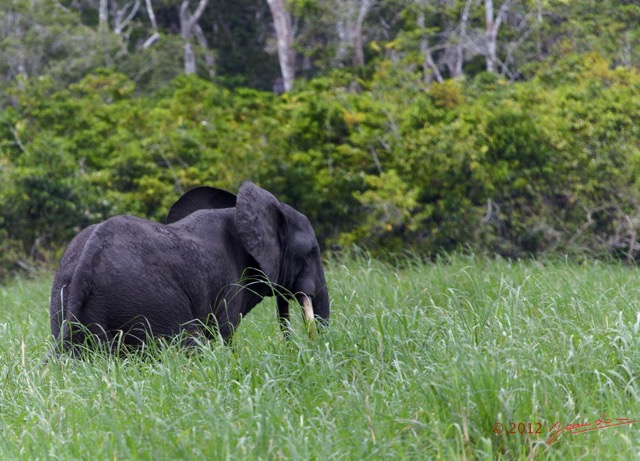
[1,254,639,460]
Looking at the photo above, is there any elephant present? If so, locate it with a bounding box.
[49,181,330,352]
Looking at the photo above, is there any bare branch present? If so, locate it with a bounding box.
[11,128,28,155]
[180,0,209,35]
[114,0,141,35]
[194,23,216,78]
[191,0,209,25]
[141,0,160,48]
[494,0,514,32]
[145,0,158,31]
[142,32,160,49]
[417,6,444,83]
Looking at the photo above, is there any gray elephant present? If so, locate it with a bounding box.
[50,181,329,352]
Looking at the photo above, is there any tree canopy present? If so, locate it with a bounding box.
[1,0,638,96]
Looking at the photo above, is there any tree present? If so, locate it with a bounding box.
[266,0,295,92]
[454,0,473,78]
[179,0,210,75]
[415,0,444,82]
[483,0,512,73]
[333,0,377,67]
[353,0,376,66]
[0,0,110,105]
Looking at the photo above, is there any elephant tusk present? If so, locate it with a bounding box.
[301,295,318,340]
[301,295,314,322]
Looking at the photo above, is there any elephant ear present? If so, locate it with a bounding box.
[235,181,283,283]
[166,186,237,224]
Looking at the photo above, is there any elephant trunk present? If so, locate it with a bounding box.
[312,283,330,326]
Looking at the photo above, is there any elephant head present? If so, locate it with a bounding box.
[166,181,330,338]
[234,182,330,335]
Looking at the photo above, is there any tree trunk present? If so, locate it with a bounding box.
[194,23,216,78]
[99,0,109,32]
[535,0,542,56]
[266,0,295,92]
[455,0,473,78]
[183,42,196,75]
[484,0,496,72]
[179,0,209,75]
[484,0,512,73]
[353,0,374,67]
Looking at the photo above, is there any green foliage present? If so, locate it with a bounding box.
[1,53,640,277]
[345,53,640,258]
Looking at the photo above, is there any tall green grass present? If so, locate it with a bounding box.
[1,255,638,459]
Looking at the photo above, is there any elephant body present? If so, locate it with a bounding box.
[50,182,329,351]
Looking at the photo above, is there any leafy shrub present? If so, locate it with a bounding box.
[1,54,640,278]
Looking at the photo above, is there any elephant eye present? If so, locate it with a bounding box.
[308,245,320,258]
[295,246,317,269]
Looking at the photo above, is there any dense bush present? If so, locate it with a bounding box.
[344,54,640,258]
[1,53,640,277]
